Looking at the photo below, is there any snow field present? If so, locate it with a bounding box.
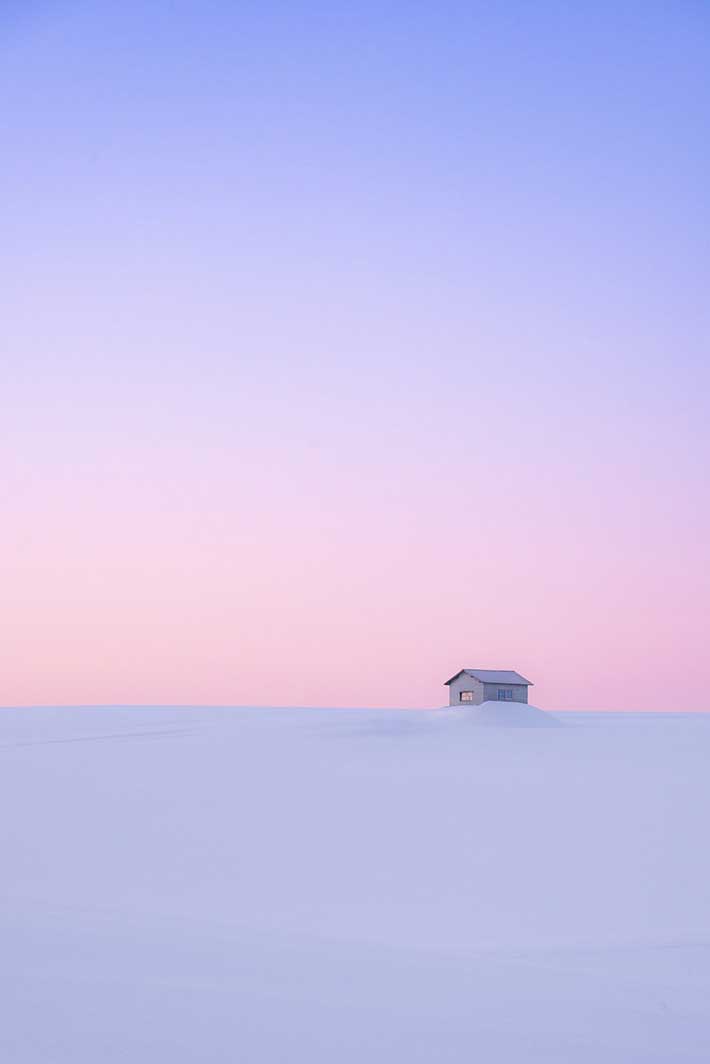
[2,704,710,1062]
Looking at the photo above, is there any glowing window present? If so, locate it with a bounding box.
[460,691,474,703]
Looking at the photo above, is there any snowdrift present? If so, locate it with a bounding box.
[460,699,560,727]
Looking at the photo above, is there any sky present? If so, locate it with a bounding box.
[2,1,709,710]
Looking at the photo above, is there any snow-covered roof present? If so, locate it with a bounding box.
[444,669,532,686]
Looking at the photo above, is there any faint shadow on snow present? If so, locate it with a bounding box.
[331,701,562,739]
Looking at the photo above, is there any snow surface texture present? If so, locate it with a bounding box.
[2,704,710,1063]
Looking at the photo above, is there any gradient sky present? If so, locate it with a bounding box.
[2,1,709,710]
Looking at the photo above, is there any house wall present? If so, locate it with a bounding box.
[482,683,528,703]
[448,674,485,706]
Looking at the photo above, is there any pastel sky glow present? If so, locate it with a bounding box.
[2,2,709,710]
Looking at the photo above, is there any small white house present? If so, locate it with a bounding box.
[445,669,532,707]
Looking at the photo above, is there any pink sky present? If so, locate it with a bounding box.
[2,3,709,710]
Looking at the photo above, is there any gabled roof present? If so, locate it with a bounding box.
[444,669,533,686]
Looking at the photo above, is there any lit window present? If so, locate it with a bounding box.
[460,691,474,703]
[497,689,513,701]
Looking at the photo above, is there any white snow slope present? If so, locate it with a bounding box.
[2,704,710,1063]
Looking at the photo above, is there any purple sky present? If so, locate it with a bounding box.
[2,2,709,709]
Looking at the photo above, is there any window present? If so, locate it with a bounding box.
[497,689,513,701]
[460,691,474,703]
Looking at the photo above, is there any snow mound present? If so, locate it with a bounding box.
[461,700,560,728]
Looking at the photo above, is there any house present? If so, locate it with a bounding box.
[445,669,532,706]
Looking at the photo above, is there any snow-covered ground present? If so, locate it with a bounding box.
[2,704,710,1062]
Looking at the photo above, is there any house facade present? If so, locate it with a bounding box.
[445,669,532,706]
